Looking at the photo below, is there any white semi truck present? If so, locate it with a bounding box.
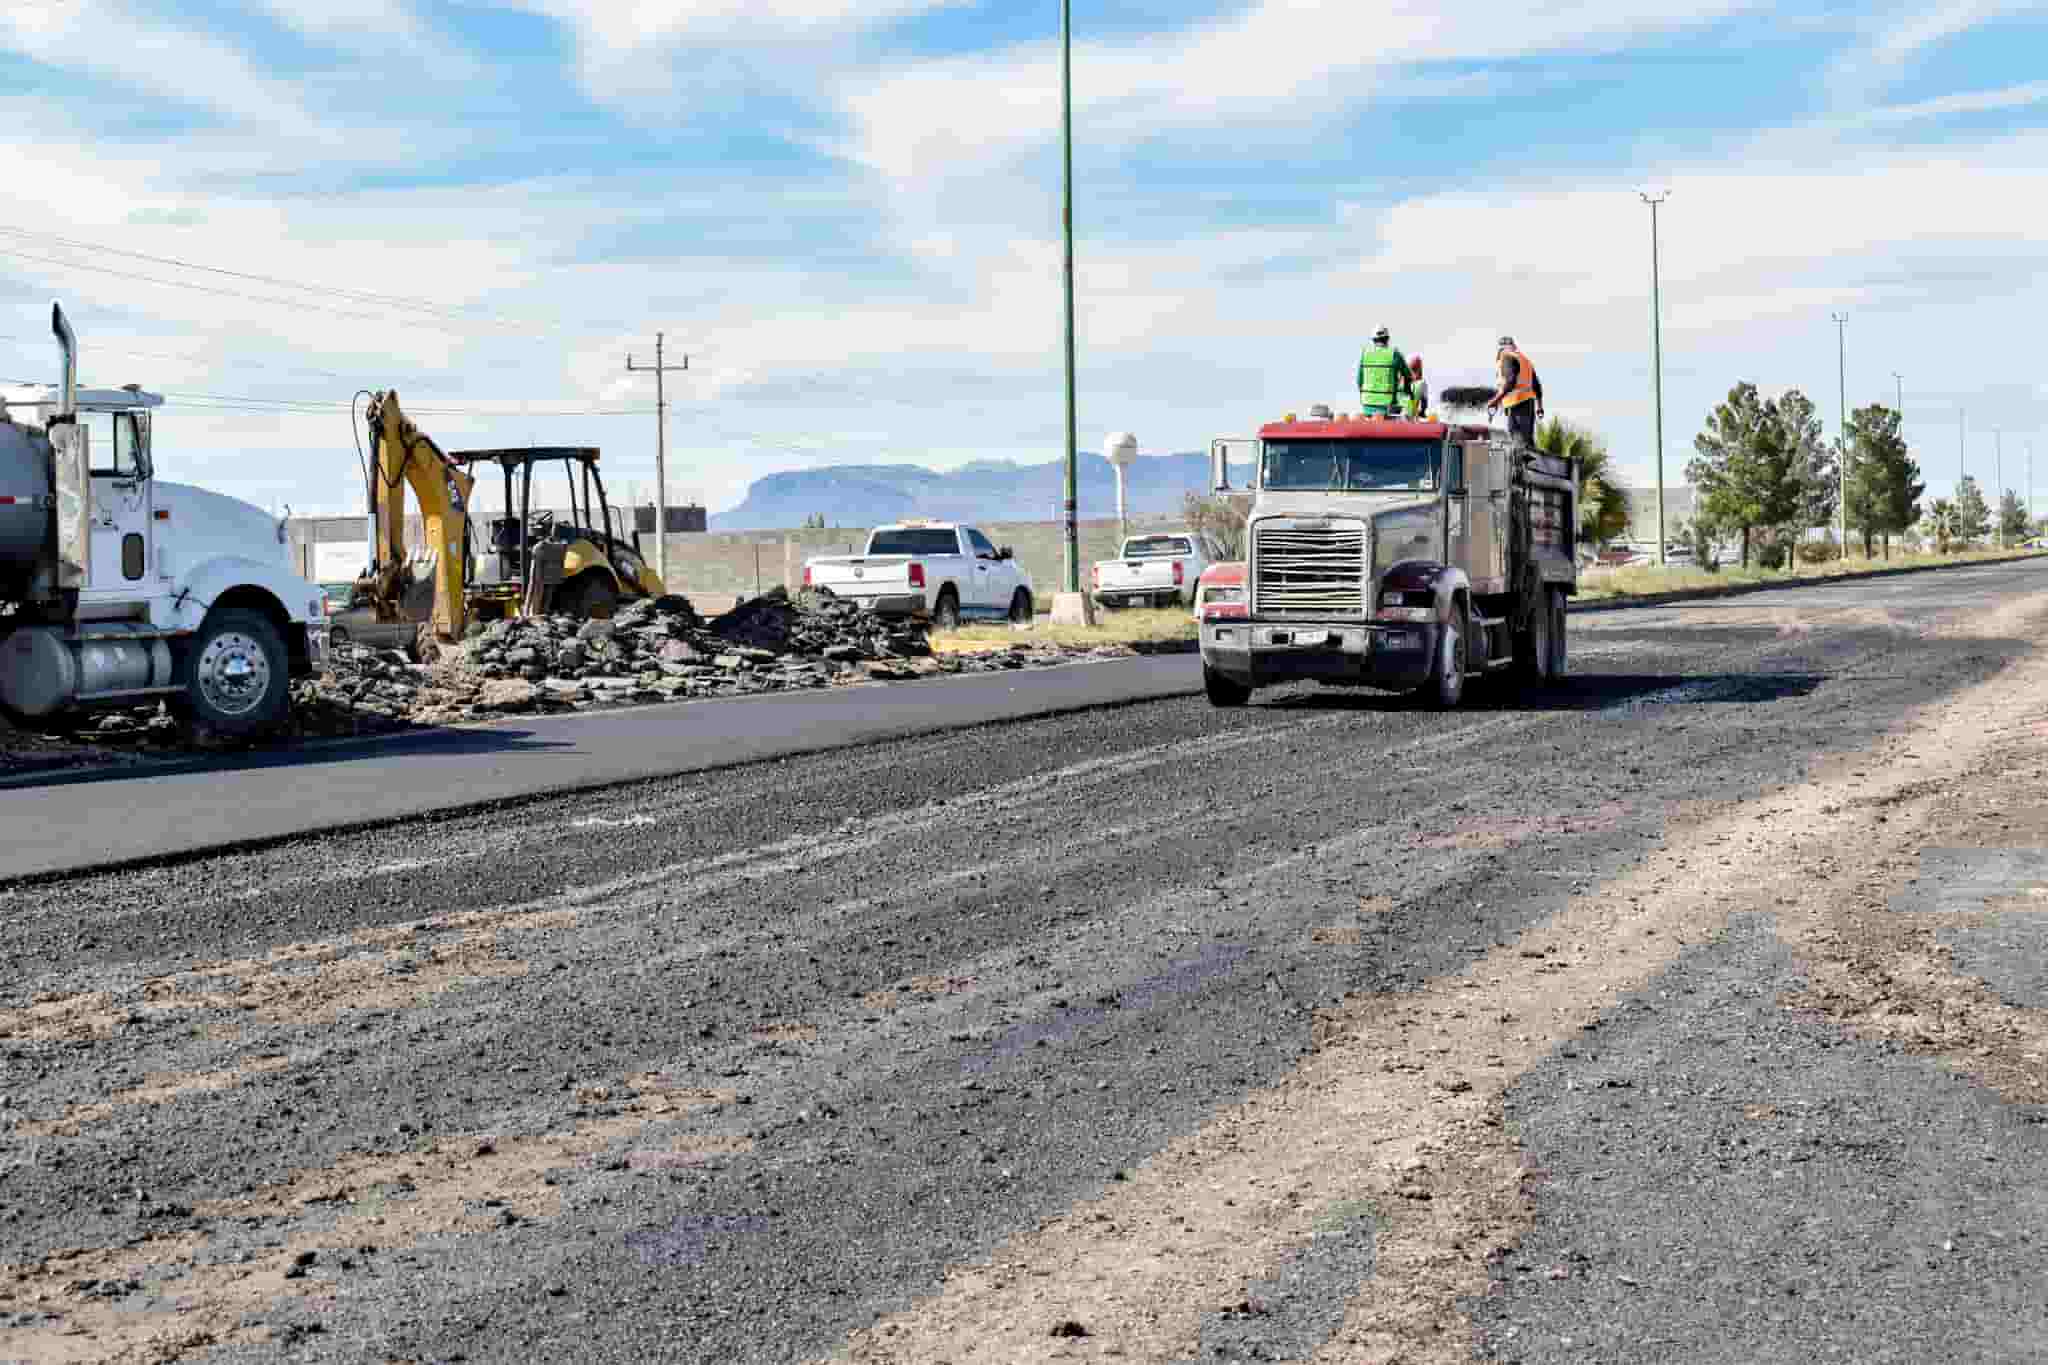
[0,304,327,738]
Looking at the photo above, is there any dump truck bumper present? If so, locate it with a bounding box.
[1201,621,1436,692]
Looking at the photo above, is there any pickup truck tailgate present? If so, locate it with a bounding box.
[806,556,923,615]
[1097,559,1176,591]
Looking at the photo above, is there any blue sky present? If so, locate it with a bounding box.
[1,0,2045,519]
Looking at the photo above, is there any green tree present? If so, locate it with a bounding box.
[1182,491,1252,560]
[1535,417,1631,547]
[1922,498,1958,553]
[1955,476,1990,547]
[1999,490,2029,545]
[1688,382,1801,569]
[1843,403,1923,559]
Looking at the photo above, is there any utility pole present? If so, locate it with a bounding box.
[626,333,688,587]
[1893,372,1903,417]
[1640,191,1669,565]
[1059,0,1081,600]
[1831,312,1848,560]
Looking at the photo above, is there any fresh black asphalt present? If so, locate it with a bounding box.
[3,559,2046,1363]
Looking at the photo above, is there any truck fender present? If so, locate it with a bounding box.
[171,555,321,636]
[1379,560,1470,623]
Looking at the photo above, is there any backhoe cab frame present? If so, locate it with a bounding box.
[455,445,650,621]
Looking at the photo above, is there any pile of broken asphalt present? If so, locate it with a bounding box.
[292,586,1139,737]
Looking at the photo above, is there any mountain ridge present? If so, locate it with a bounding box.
[710,451,1218,530]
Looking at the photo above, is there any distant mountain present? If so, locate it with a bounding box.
[710,451,1223,530]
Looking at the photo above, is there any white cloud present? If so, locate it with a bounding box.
[0,2,323,139]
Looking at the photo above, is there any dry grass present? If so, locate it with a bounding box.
[1580,546,2047,601]
[931,605,1197,652]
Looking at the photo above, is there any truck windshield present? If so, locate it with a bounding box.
[867,528,959,556]
[1122,536,1194,558]
[1262,439,1438,492]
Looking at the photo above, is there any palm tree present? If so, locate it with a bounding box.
[1924,498,1958,554]
[1536,417,1631,548]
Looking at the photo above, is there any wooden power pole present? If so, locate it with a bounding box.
[626,334,688,585]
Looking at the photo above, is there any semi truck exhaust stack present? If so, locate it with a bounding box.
[51,301,76,419]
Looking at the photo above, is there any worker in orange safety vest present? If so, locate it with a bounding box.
[1487,336,1543,447]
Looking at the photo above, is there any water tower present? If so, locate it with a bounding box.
[1103,431,1137,540]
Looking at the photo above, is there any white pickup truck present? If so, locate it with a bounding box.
[803,522,1033,628]
[1090,530,1214,609]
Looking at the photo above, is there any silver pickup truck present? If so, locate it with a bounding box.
[803,522,1034,629]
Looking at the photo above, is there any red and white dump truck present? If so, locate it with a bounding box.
[1197,408,1578,708]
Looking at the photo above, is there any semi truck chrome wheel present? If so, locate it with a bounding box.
[197,631,271,716]
[177,608,290,738]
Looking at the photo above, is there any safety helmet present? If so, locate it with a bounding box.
[1372,326,1390,344]
[1409,355,1424,374]
[1497,335,1516,349]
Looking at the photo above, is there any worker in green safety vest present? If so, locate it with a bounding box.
[1356,327,1414,417]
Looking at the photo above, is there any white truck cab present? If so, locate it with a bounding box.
[0,305,327,737]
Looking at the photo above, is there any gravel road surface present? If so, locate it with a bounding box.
[6,559,2048,1364]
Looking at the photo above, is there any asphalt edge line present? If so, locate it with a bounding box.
[0,664,1205,892]
[1570,549,2045,615]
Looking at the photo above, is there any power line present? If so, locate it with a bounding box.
[0,224,539,327]
[0,246,416,324]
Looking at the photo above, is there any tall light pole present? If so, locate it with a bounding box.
[1059,0,1081,598]
[626,334,688,587]
[1996,428,2005,549]
[1640,191,1669,565]
[1831,312,1848,559]
[1893,372,1903,417]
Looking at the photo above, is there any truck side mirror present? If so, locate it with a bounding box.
[998,545,1014,560]
[1210,439,1232,493]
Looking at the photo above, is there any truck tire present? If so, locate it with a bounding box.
[1516,589,1554,685]
[1204,664,1251,708]
[1008,588,1033,624]
[175,608,291,741]
[1423,614,1467,709]
[1547,589,1569,680]
[933,589,961,630]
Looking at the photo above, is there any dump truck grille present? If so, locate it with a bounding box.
[1253,521,1367,616]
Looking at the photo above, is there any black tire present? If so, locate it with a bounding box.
[1516,589,1554,685]
[1547,589,1569,680]
[1204,664,1252,708]
[174,607,291,740]
[1423,613,1467,709]
[1007,588,1033,625]
[932,589,961,630]
[559,573,619,620]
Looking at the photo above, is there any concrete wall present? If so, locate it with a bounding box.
[287,511,1200,600]
[650,516,1189,599]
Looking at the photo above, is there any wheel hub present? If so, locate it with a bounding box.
[197,631,271,717]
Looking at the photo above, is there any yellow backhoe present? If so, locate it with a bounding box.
[346,390,665,651]
[359,389,474,646]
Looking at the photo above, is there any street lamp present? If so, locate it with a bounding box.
[1831,312,1847,560]
[1058,0,1080,601]
[1996,428,2005,550]
[1640,190,1669,566]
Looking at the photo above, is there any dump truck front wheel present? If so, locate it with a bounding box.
[174,608,291,741]
[1204,664,1251,708]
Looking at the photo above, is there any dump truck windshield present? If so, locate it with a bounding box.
[1262,439,1438,492]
